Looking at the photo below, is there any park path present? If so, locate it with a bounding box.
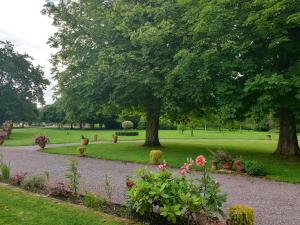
[0,143,300,225]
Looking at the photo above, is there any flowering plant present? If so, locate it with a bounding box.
[127,156,226,224]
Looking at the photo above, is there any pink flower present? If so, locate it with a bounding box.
[179,163,191,175]
[196,155,206,167]
[158,161,167,170]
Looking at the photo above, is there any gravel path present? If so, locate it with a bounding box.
[0,144,299,225]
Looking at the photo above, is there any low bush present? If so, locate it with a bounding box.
[229,205,254,225]
[46,180,72,198]
[65,158,80,196]
[21,175,47,193]
[149,150,163,164]
[35,135,49,150]
[241,160,267,176]
[127,157,226,224]
[10,172,27,186]
[115,131,139,136]
[83,192,106,209]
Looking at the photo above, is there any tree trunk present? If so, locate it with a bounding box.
[70,123,73,129]
[275,108,300,157]
[143,100,161,147]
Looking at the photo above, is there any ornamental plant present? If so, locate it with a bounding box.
[122,121,134,129]
[127,156,226,224]
[35,135,49,150]
[149,150,163,164]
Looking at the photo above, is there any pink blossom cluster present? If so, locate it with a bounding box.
[158,161,168,170]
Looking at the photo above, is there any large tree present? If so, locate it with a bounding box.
[0,41,49,124]
[178,0,300,156]
[44,0,187,146]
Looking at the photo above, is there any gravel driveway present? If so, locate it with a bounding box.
[0,144,299,225]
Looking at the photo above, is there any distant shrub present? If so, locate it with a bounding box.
[159,118,176,130]
[229,204,254,225]
[122,121,134,129]
[149,150,163,164]
[83,192,106,209]
[21,175,46,193]
[241,160,267,176]
[115,131,139,136]
[10,172,27,186]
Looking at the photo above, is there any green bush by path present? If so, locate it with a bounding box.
[3,127,281,146]
[45,140,300,183]
[0,185,133,225]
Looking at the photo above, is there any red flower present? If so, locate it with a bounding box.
[196,155,206,167]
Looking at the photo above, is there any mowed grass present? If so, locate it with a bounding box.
[3,127,278,146]
[45,140,300,183]
[0,185,134,225]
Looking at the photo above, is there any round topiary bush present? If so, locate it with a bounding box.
[122,121,134,129]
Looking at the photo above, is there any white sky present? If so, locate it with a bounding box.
[0,0,57,104]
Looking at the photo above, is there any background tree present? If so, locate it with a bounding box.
[178,0,300,157]
[44,0,187,146]
[40,102,66,125]
[0,41,49,124]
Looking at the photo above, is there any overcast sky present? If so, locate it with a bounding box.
[0,0,57,104]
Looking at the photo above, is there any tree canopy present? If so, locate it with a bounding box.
[177,0,300,156]
[0,41,49,124]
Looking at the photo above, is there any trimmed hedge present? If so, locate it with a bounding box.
[115,131,139,136]
[229,204,254,225]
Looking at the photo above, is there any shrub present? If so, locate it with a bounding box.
[210,150,234,164]
[65,158,80,196]
[84,192,106,209]
[127,162,226,224]
[21,175,46,193]
[115,131,139,136]
[77,146,86,156]
[229,205,254,225]
[46,180,72,198]
[149,150,163,164]
[241,160,267,176]
[0,162,10,180]
[35,135,49,150]
[122,121,134,129]
[10,172,27,186]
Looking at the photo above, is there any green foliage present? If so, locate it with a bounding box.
[0,163,10,180]
[0,41,49,124]
[115,131,139,136]
[127,168,226,223]
[229,205,254,225]
[77,146,86,156]
[121,121,134,130]
[84,192,106,209]
[210,150,234,164]
[241,160,267,177]
[104,175,112,204]
[149,150,163,164]
[40,102,66,124]
[65,158,80,196]
[43,0,188,146]
[21,175,46,193]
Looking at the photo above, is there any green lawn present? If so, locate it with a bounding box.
[0,185,134,225]
[3,127,277,146]
[45,140,300,183]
